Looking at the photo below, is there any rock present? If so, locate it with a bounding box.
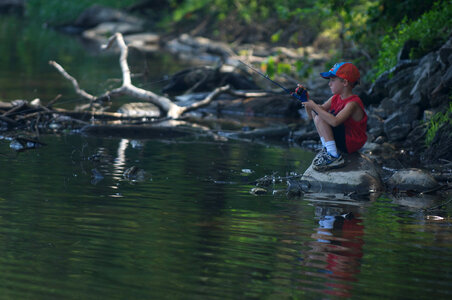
[410,52,441,106]
[366,71,390,104]
[383,104,420,141]
[82,22,143,42]
[385,124,412,142]
[9,137,45,152]
[367,112,384,136]
[123,166,145,181]
[124,33,160,52]
[250,187,267,195]
[74,5,143,29]
[422,122,452,162]
[386,168,439,192]
[438,46,452,68]
[165,34,235,62]
[385,65,416,98]
[117,102,161,118]
[377,97,398,118]
[298,153,383,194]
[0,0,24,15]
[442,64,452,87]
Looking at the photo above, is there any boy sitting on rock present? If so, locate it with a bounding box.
[300,62,367,171]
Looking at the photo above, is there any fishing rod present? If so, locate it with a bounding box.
[238,60,307,103]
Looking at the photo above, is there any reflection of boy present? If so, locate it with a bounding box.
[315,212,365,297]
[302,62,367,171]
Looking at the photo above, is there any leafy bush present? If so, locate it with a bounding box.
[372,1,452,81]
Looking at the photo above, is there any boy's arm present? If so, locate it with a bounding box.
[305,97,332,119]
[306,100,358,127]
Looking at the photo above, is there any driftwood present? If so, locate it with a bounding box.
[1,32,297,143]
[49,33,244,119]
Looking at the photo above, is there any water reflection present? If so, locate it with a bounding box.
[113,139,129,180]
[302,205,364,298]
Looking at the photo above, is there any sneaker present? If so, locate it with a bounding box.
[313,147,327,164]
[313,152,345,171]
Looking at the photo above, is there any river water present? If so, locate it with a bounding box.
[1,17,451,299]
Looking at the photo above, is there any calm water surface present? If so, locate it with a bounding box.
[0,17,451,299]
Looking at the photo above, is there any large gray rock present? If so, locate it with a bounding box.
[383,104,420,141]
[298,153,383,194]
[386,168,439,192]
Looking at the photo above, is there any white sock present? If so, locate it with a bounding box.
[325,140,339,157]
[320,137,326,148]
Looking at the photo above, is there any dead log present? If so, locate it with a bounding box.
[49,33,237,119]
[0,115,19,126]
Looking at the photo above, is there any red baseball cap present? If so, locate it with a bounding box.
[320,62,360,85]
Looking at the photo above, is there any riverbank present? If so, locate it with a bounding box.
[0,4,450,196]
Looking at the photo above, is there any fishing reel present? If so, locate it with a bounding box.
[292,85,309,102]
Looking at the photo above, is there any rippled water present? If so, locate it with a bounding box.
[0,135,451,299]
[1,16,452,299]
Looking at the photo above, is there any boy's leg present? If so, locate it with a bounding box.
[313,114,339,157]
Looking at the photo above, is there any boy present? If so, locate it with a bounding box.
[300,62,367,171]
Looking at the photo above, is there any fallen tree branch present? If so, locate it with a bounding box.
[48,61,97,103]
[181,85,231,114]
[49,33,262,120]
[0,115,19,126]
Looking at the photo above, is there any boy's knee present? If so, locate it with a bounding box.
[313,114,322,125]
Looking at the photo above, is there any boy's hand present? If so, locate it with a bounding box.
[292,84,309,102]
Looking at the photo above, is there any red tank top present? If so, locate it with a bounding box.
[330,94,367,153]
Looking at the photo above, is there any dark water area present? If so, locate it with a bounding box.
[0,16,190,110]
[1,17,452,299]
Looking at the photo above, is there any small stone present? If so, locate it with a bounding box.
[250,187,267,195]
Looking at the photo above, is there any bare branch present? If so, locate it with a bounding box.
[182,85,231,114]
[49,61,97,102]
[50,33,264,119]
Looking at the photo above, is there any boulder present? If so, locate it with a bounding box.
[422,122,452,162]
[297,153,383,194]
[383,104,420,141]
[386,168,439,192]
[385,65,416,98]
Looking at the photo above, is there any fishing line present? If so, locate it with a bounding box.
[238,59,308,103]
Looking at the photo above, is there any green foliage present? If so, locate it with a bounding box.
[260,56,311,80]
[425,101,452,145]
[25,0,136,25]
[373,1,452,80]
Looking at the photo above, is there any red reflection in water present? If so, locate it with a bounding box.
[301,211,364,298]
